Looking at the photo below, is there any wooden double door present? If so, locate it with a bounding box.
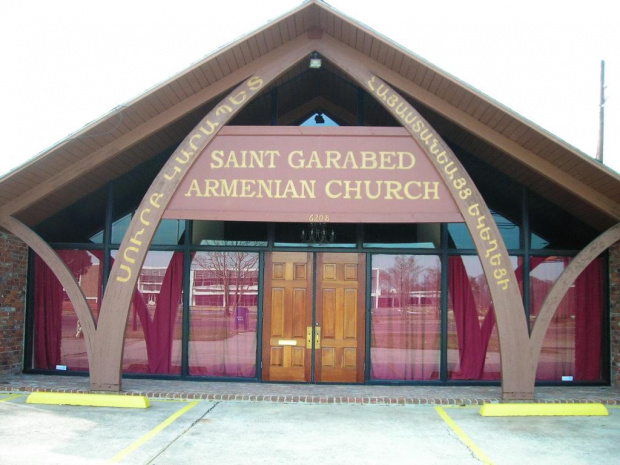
[262,252,366,383]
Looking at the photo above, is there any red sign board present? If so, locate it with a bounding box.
[164,126,463,223]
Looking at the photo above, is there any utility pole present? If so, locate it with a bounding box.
[596,60,606,163]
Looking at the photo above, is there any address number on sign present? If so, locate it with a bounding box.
[308,214,330,222]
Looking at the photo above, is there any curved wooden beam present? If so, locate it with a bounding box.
[90,38,317,391]
[0,216,96,360]
[314,38,534,399]
[530,222,620,365]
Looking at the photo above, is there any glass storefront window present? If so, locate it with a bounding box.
[153,220,185,245]
[189,251,259,377]
[492,211,520,249]
[112,214,185,245]
[192,220,267,246]
[447,255,522,381]
[30,206,607,387]
[300,112,339,126]
[529,192,598,250]
[32,250,103,372]
[447,223,474,249]
[370,254,441,381]
[111,214,131,244]
[364,224,440,248]
[530,256,604,382]
[448,212,520,251]
[111,250,184,374]
[89,229,104,244]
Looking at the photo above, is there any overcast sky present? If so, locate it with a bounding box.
[1,0,618,178]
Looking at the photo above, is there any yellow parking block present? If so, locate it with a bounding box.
[26,392,150,409]
[480,403,608,417]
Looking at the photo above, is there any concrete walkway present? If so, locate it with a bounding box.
[2,373,619,404]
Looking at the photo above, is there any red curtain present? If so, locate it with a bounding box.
[132,252,184,374]
[92,250,184,375]
[575,259,603,380]
[448,256,523,380]
[530,256,603,381]
[33,255,64,369]
[448,256,496,380]
[33,250,97,370]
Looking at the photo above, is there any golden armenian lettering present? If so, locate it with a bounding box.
[365,74,511,291]
[115,74,266,283]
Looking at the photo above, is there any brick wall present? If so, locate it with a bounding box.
[610,242,620,387]
[0,232,27,375]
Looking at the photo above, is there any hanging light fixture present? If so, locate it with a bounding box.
[301,223,335,244]
[309,51,322,69]
[314,112,325,124]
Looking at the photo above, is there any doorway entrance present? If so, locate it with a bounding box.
[262,252,366,383]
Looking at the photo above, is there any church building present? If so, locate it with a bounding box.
[1,0,618,400]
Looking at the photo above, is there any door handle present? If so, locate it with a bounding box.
[306,327,313,349]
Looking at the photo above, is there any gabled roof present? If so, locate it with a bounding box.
[1,0,619,231]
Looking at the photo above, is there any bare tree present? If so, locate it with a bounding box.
[385,256,423,313]
[193,250,259,316]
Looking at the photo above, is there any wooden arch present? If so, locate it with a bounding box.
[312,38,533,399]
[87,40,318,391]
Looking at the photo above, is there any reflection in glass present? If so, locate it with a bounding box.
[111,214,131,244]
[370,254,441,380]
[448,212,520,250]
[32,250,103,371]
[112,214,185,245]
[447,256,521,380]
[189,251,259,377]
[364,223,439,248]
[492,211,520,249]
[89,229,104,244]
[117,251,183,374]
[447,223,474,249]
[192,221,267,246]
[300,112,339,126]
[530,256,603,381]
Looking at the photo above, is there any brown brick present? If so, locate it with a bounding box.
[0,232,27,375]
[610,242,620,387]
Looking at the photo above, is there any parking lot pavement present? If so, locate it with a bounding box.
[0,394,216,465]
[153,402,481,465]
[1,393,619,464]
[441,405,620,465]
